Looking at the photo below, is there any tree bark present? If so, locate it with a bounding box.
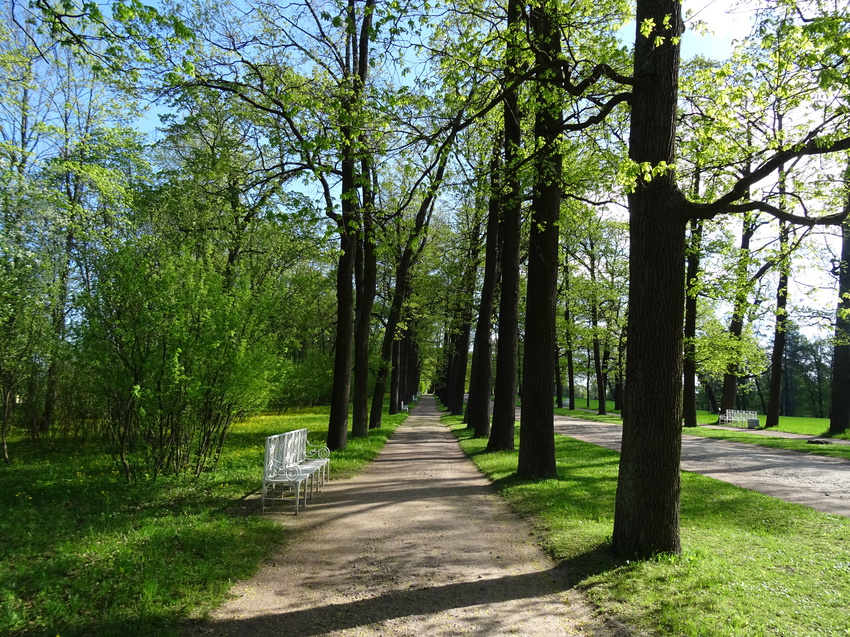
[487,0,523,453]
[563,257,577,410]
[517,0,560,480]
[830,179,850,435]
[352,158,377,437]
[467,137,502,438]
[765,220,790,428]
[720,215,757,413]
[683,218,703,427]
[612,0,684,557]
[327,221,355,450]
[448,324,472,416]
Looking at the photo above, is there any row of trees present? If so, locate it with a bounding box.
[6,0,850,559]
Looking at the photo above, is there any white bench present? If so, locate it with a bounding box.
[718,410,759,429]
[262,428,330,513]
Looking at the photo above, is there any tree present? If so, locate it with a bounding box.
[830,169,850,435]
[614,0,850,556]
[466,132,502,438]
[487,0,523,453]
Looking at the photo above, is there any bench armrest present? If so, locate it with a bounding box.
[306,442,330,459]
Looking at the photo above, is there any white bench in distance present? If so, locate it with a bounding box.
[718,410,759,429]
[262,428,330,513]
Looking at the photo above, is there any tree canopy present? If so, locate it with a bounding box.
[3,0,850,557]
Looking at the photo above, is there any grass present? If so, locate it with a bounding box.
[684,427,850,460]
[555,406,850,461]
[447,416,850,637]
[0,407,407,637]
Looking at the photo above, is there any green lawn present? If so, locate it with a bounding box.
[448,417,850,637]
[554,406,850,459]
[0,409,406,637]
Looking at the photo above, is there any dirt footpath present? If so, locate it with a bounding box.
[552,417,850,517]
[193,396,628,637]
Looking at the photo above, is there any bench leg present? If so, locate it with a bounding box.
[294,482,300,514]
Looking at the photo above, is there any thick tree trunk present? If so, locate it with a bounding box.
[563,259,577,411]
[327,224,355,450]
[390,336,401,414]
[2,388,12,464]
[448,325,471,417]
[592,334,607,415]
[765,220,790,428]
[467,138,502,438]
[830,194,850,434]
[720,215,757,413]
[487,0,522,453]
[613,0,684,557]
[683,219,703,427]
[352,160,377,438]
[699,374,719,414]
[517,0,560,480]
[327,0,374,448]
[555,354,564,409]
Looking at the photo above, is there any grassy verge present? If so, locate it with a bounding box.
[448,416,850,637]
[684,426,850,461]
[0,408,406,637]
[555,407,850,459]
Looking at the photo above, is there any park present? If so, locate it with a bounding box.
[2,0,850,634]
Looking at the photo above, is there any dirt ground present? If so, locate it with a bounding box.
[189,396,632,637]
[188,397,850,636]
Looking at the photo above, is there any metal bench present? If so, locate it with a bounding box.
[718,410,759,429]
[262,428,330,513]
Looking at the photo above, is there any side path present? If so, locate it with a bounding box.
[192,395,628,637]
[552,417,850,517]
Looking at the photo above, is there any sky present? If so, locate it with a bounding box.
[679,0,758,59]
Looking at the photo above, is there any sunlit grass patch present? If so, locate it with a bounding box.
[0,406,406,636]
[687,427,850,461]
[447,416,850,637]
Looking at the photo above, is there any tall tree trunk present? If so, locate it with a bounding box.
[370,133,453,427]
[555,354,564,409]
[829,176,850,435]
[448,323,472,417]
[587,239,608,416]
[683,218,703,427]
[765,219,790,428]
[487,0,523,453]
[699,373,719,414]
[327,0,375,448]
[467,137,502,438]
[720,214,757,413]
[2,388,13,464]
[613,0,685,557]
[352,158,377,438]
[327,222,355,450]
[563,256,577,410]
[517,0,560,480]
[389,335,401,414]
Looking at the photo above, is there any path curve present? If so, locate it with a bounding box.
[552,416,850,517]
[192,396,629,637]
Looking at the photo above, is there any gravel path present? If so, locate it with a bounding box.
[552,416,850,517]
[190,400,850,636]
[192,396,629,637]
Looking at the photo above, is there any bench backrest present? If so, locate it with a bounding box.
[265,428,309,477]
[727,410,757,420]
